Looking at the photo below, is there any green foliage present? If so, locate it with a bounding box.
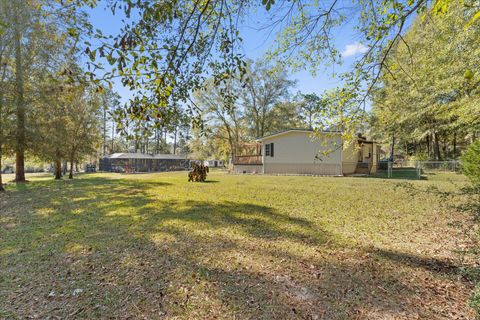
[73,0,480,141]
[80,0,248,134]
[470,285,480,318]
[294,92,332,130]
[409,152,429,161]
[0,0,95,181]
[33,63,102,172]
[191,60,324,159]
[371,2,480,160]
[241,59,295,138]
[461,140,480,186]
[269,101,303,132]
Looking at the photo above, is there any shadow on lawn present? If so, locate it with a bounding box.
[0,176,471,319]
[358,171,427,180]
[373,248,460,275]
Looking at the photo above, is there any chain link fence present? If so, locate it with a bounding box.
[385,160,460,179]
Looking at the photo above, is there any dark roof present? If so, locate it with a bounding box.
[357,136,378,144]
[104,153,186,160]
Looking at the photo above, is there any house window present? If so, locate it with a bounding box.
[265,143,274,157]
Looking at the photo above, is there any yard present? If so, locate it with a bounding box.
[0,171,477,319]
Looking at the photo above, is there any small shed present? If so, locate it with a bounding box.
[204,160,225,167]
[99,153,188,173]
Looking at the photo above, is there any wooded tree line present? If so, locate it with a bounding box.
[98,100,194,158]
[116,109,192,156]
[190,3,479,163]
[188,59,329,161]
[76,0,478,148]
[0,0,109,190]
[98,96,190,158]
[371,4,479,160]
[83,0,475,164]
[1,0,478,187]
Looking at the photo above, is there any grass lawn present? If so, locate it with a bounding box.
[0,171,477,319]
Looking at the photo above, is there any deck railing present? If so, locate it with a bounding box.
[233,155,263,165]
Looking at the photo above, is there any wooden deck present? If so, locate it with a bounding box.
[233,155,262,165]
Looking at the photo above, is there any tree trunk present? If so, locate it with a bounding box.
[434,131,441,160]
[13,3,26,183]
[69,157,74,179]
[442,133,447,159]
[0,65,4,192]
[453,132,457,160]
[155,127,159,153]
[225,126,235,164]
[426,135,430,159]
[0,146,4,192]
[173,126,177,155]
[54,156,62,180]
[185,126,190,158]
[111,120,115,153]
[103,106,107,155]
[390,134,395,161]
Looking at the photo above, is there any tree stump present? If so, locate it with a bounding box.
[188,163,209,182]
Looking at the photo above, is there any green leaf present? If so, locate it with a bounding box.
[466,11,480,28]
[67,27,78,38]
[464,70,474,80]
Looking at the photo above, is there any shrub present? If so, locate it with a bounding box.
[471,285,480,319]
[409,152,429,161]
[461,140,480,186]
[463,140,480,319]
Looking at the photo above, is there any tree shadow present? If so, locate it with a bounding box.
[457,186,480,222]
[373,248,459,275]
[358,172,427,180]
[135,199,323,246]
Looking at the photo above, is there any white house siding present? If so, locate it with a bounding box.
[262,131,343,176]
[341,140,379,174]
[341,141,359,175]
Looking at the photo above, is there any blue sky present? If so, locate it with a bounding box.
[86,2,368,104]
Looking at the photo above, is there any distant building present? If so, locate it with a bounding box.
[232,129,380,176]
[204,160,225,167]
[99,153,188,173]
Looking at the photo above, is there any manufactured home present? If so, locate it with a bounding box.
[232,129,379,176]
